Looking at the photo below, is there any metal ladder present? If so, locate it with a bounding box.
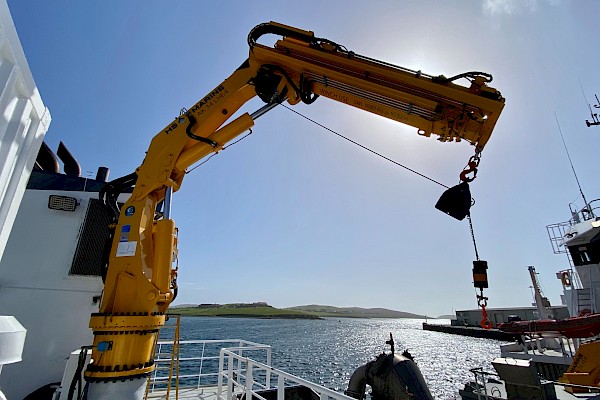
[576,288,595,314]
[145,313,181,400]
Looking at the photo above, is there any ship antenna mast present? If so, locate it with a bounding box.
[585,94,600,127]
[554,112,594,218]
[579,77,600,128]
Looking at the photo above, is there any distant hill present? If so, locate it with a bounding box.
[286,305,426,319]
[170,303,197,308]
[437,314,456,319]
[170,303,321,319]
[170,303,429,319]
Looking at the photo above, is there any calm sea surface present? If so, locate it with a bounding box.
[174,316,501,400]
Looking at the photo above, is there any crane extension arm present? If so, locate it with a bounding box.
[84,21,505,387]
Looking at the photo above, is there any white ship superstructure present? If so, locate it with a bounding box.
[547,200,600,317]
[0,0,50,260]
[0,163,130,399]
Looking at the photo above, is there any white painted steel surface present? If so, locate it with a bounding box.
[0,316,25,365]
[87,380,147,400]
[149,339,272,393]
[0,190,124,399]
[217,348,354,400]
[0,0,50,260]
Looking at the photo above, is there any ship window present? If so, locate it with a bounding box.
[69,198,112,276]
[569,242,600,266]
[581,252,591,263]
[578,247,591,263]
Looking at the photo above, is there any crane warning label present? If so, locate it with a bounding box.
[116,241,137,257]
[116,225,136,256]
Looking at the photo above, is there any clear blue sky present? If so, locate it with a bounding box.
[7,0,600,316]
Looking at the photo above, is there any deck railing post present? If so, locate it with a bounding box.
[227,352,234,400]
[266,347,272,388]
[245,360,253,400]
[277,375,285,400]
[217,348,225,399]
[198,341,206,388]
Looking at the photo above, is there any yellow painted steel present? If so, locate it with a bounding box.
[86,21,505,383]
[85,315,165,381]
[175,113,255,172]
[560,341,600,393]
[152,219,175,293]
[249,37,504,150]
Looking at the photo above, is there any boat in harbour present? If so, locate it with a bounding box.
[497,312,600,339]
[458,182,600,398]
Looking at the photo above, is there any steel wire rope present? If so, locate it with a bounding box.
[186,104,452,190]
[282,104,485,287]
[279,104,450,189]
[183,106,483,244]
[467,215,480,261]
[183,103,484,292]
[186,104,451,191]
[183,103,483,240]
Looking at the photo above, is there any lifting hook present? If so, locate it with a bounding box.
[460,152,481,183]
[460,161,478,182]
[477,291,493,330]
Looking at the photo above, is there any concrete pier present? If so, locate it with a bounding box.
[422,323,516,341]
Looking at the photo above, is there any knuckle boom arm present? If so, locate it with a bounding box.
[84,21,505,387]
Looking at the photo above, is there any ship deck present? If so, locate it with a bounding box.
[146,385,223,400]
[142,338,354,400]
[142,338,600,400]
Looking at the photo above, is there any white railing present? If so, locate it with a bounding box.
[148,339,271,393]
[148,338,354,400]
[217,348,355,400]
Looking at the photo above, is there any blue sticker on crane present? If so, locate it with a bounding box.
[119,225,131,242]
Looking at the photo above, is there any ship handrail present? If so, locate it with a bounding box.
[149,338,354,400]
[148,339,273,393]
[567,199,600,225]
[217,348,355,400]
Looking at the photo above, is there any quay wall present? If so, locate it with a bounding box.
[422,323,516,341]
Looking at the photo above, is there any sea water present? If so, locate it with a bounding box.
[175,317,501,400]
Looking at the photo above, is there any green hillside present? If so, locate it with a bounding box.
[170,303,429,319]
[285,305,426,319]
[172,303,321,319]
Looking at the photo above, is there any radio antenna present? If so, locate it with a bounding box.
[554,111,594,217]
[579,77,600,127]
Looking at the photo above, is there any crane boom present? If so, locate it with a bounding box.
[83,21,505,398]
[248,22,503,149]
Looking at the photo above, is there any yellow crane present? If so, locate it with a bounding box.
[82,22,505,398]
